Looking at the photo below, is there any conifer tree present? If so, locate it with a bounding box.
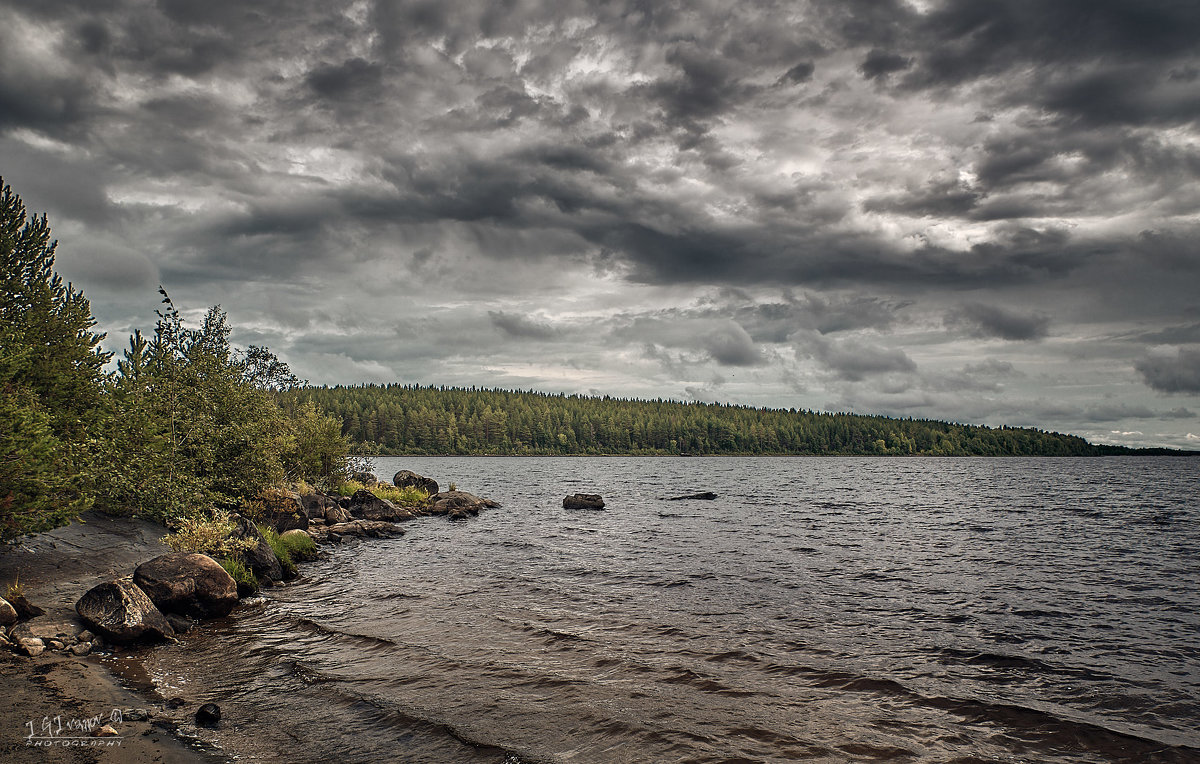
[0,178,109,540]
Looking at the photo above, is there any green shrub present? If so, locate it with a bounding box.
[333,479,428,506]
[219,556,258,594]
[256,524,298,578]
[163,510,256,558]
[279,530,317,562]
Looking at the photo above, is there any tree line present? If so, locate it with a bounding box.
[1,178,352,542]
[292,384,1122,457]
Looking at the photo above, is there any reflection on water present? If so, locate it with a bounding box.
[134,457,1200,762]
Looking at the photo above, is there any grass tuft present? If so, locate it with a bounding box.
[219,556,259,594]
[334,479,428,506]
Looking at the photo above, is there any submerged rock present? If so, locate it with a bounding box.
[392,470,439,495]
[428,491,501,517]
[563,493,605,510]
[665,492,718,501]
[75,580,175,644]
[314,520,406,542]
[133,552,239,619]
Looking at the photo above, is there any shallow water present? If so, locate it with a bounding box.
[134,457,1200,762]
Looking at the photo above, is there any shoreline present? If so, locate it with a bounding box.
[0,511,234,762]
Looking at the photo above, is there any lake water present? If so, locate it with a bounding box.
[130,457,1200,762]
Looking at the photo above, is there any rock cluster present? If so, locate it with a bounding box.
[4,469,498,659]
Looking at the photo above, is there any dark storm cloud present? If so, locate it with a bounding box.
[1136,348,1200,393]
[945,303,1050,342]
[1,0,1197,447]
[489,311,559,340]
[859,49,910,81]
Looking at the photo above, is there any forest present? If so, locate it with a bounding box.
[1,178,351,541]
[294,384,1131,457]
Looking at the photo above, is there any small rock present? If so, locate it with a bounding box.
[195,703,221,727]
[563,493,605,510]
[77,629,95,642]
[165,697,185,710]
[665,491,718,501]
[91,635,105,649]
[48,639,66,651]
[70,642,92,656]
[17,637,44,657]
[6,592,45,619]
[94,724,119,737]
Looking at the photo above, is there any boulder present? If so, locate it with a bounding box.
[563,493,605,510]
[427,491,501,517]
[666,492,718,501]
[300,492,339,520]
[256,489,309,532]
[230,516,283,584]
[0,597,16,627]
[133,553,239,619]
[348,489,415,522]
[75,580,175,644]
[351,471,378,485]
[392,470,439,495]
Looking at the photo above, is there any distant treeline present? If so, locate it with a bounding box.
[291,384,1149,457]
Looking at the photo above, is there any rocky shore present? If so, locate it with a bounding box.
[0,470,498,762]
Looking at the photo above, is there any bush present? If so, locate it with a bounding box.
[162,510,256,559]
[333,479,428,506]
[219,556,258,594]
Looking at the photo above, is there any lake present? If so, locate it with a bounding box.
[131,456,1200,762]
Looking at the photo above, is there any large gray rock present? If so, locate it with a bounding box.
[133,552,238,619]
[563,493,605,510]
[348,489,417,522]
[230,516,283,584]
[75,580,175,644]
[392,470,439,495]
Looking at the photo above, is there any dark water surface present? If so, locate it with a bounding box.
[133,457,1199,762]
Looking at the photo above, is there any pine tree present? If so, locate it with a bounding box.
[0,178,109,540]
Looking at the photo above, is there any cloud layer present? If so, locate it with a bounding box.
[1,0,1198,448]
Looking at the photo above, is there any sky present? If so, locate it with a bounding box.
[2,0,1199,449]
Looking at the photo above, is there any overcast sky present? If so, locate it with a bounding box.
[3,0,1199,449]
